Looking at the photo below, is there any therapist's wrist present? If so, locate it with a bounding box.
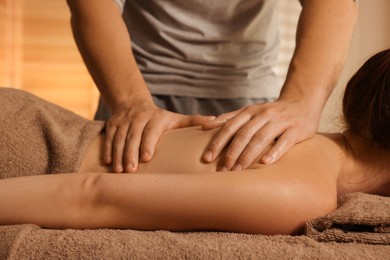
[105,74,154,113]
[110,94,155,114]
[277,89,326,121]
[279,75,331,106]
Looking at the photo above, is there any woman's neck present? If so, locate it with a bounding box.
[337,131,390,197]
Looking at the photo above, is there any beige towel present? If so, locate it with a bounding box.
[1,224,389,259]
[305,192,390,245]
[0,87,104,178]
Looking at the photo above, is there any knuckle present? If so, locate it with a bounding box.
[124,152,137,163]
[214,114,226,122]
[143,123,156,132]
[209,138,222,149]
[235,130,252,141]
[114,132,126,142]
[112,153,121,164]
[287,120,299,128]
[143,127,160,140]
[125,129,138,141]
[254,132,270,143]
[239,150,256,164]
[154,110,166,118]
[142,145,153,156]
[132,111,147,121]
[224,151,237,165]
[105,130,115,140]
[222,122,236,134]
[106,120,117,129]
[261,106,277,117]
[141,135,154,146]
[125,133,133,142]
[244,105,257,114]
[279,135,292,145]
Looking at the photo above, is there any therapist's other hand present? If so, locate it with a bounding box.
[201,100,320,171]
[105,103,215,173]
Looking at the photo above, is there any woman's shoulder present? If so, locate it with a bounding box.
[307,133,346,159]
[284,133,345,165]
[249,133,345,179]
[299,133,344,151]
[287,133,345,176]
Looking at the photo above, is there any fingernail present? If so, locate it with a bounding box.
[219,166,228,172]
[263,155,275,164]
[204,151,213,161]
[105,155,111,164]
[126,163,136,173]
[232,164,243,171]
[115,164,123,173]
[142,151,151,162]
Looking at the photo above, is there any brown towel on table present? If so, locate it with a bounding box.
[305,192,390,245]
[0,87,105,178]
[1,224,389,260]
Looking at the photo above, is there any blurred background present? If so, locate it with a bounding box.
[0,0,99,119]
[0,0,389,131]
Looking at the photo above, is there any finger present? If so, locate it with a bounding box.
[171,114,216,129]
[218,116,267,171]
[112,125,130,173]
[232,122,286,170]
[202,111,251,163]
[201,109,243,130]
[104,122,117,165]
[123,122,146,173]
[187,114,216,127]
[140,119,167,162]
[261,128,297,164]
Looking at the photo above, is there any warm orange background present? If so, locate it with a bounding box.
[0,0,99,119]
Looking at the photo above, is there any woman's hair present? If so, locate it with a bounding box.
[343,48,390,150]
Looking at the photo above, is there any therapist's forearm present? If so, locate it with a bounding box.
[67,0,153,111]
[279,0,357,111]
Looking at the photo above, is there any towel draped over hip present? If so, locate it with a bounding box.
[0,88,105,178]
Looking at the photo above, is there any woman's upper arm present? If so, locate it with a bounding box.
[96,167,337,234]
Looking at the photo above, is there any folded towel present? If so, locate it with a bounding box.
[305,192,390,245]
[0,87,105,178]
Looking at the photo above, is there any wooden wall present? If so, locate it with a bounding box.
[0,0,99,119]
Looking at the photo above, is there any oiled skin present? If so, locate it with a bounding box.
[0,127,389,235]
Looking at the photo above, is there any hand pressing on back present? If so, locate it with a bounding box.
[105,101,215,173]
[201,99,320,171]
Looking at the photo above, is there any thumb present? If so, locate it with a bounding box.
[189,114,216,126]
[201,109,241,130]
[168,114,215,129]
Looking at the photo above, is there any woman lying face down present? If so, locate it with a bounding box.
[0,50,389,235]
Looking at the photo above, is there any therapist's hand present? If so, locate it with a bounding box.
[201,100,320,171]
[105,103,215,173]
